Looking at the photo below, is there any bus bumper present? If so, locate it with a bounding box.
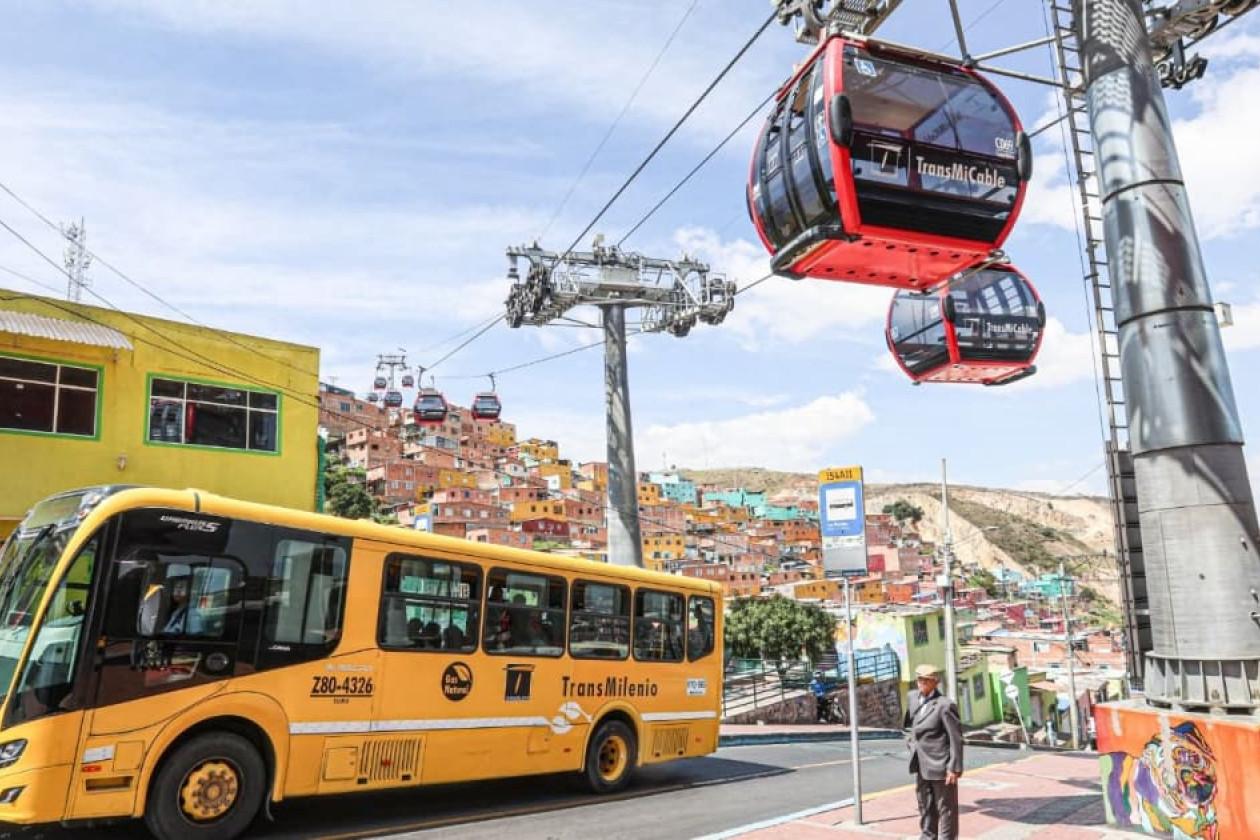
[0,763,72,825]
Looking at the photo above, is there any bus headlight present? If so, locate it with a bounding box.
[0,740,27,768]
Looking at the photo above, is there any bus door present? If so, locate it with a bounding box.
[66,508,263,820]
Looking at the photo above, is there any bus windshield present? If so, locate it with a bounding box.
[0,489,108,702]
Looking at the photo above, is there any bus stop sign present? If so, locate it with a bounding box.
[818,465,868,578]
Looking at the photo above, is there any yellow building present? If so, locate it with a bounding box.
[0,289,319,537]
[510,499,566,522]
[481,421,517,448]
[519,437,559,462]
[437,469,478,491]
[535,461,573,489]
[637,483,662,506]
[642,533,685,571]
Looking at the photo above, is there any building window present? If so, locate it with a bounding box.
[147,377,279,453]
[913,618,929,646]
[0,354,99,438]
[938,615,946,640]
[972,674,985,699]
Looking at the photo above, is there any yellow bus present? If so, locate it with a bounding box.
[0,486,723,838]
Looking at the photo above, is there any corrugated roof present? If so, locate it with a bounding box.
[0,310,132,350]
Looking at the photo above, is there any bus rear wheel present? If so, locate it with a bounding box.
[584,719,636,794]
[144,731,266,840]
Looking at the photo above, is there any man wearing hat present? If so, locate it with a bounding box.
[904,663,963,839]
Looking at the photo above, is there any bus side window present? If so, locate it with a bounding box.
[687,596,716,660]
[569,581,630,660]
[260,537,349,665]
[633,590,684,663]
[378,554,480,653]
[484,569,565,657]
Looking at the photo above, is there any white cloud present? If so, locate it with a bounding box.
[86,0,779,144]
[1015,47,1260,242]
[671,227,890,349]
[638,392,876,471]
[1016,316,1096,390]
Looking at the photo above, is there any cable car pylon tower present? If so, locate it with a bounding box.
[504,238,736,567]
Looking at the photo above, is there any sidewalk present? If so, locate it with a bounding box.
[726,752,1140,839]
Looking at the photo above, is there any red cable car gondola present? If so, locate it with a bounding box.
[383,390,404,409]
[373,376,388,391]
[471,392,502,421]
[748,35,1031,289]
[366,392,379,403]
[413,388,448,425]
[471,375,502,422]
[886,264,1045,386]
[401,373,415,389]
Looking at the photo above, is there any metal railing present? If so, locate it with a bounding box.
[722,649,901,718]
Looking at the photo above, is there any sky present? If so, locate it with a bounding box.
[1,1,1259,496]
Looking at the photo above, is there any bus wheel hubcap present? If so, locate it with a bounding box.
[180,760,239,821]
[598,735,627,781]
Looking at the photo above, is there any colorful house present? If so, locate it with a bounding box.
[0,289,320,538]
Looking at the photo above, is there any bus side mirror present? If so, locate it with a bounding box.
[829,94,853,147]
[1017,131,1033,182]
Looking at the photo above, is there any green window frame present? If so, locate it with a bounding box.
[0,352,102,440]
[145,373,281,455]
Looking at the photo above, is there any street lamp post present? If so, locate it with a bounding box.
[1058,561,1081,750]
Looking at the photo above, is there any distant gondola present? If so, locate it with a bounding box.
[471,392,502,421]
[886,265,1044,385]
[413,388,449,424]
[383,390,404,409]
[748,35,1030,288]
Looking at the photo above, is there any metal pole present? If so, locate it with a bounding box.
[1083,0,1260,710]
[940,458,957,701]
[845,576,862,825]
[603,304,643,566]
[1059,561,1081,749]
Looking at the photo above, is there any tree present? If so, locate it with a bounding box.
[324,464,376,520]
[724,596,835,663]
[882,500,924,526]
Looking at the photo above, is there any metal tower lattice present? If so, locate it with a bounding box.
[505,240,736,567]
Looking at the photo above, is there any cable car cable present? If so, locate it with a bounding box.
[538,0,701,243]
[421,313,505,374]
[617,89,776,247]
[0,225,794,564]
[560,10,778,259]
[0,178,322,380]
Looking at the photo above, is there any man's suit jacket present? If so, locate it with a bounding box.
[904,688,963,781]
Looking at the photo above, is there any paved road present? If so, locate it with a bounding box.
[45,741,1024,839]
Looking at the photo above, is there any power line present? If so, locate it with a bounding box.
[0,179,322,380]
[538,0,701,243]
[421,313,506,374]
[617,88,776,247]
[0,261,63,296]
[561,10,778,257]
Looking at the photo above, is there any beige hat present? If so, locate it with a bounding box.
[914,663,942,680]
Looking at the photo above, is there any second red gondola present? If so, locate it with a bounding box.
[886,264,1045,386]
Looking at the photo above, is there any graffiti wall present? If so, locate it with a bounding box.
[1096,700,1260,839]
[835,610,909,669]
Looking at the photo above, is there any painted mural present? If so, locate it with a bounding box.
[834,610,908,668]
[1096,702,1260,840]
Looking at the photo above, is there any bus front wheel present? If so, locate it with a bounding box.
[584,719,636,794]
[144,731,266,840]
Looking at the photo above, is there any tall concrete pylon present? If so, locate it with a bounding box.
[1082,0,1260,711]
